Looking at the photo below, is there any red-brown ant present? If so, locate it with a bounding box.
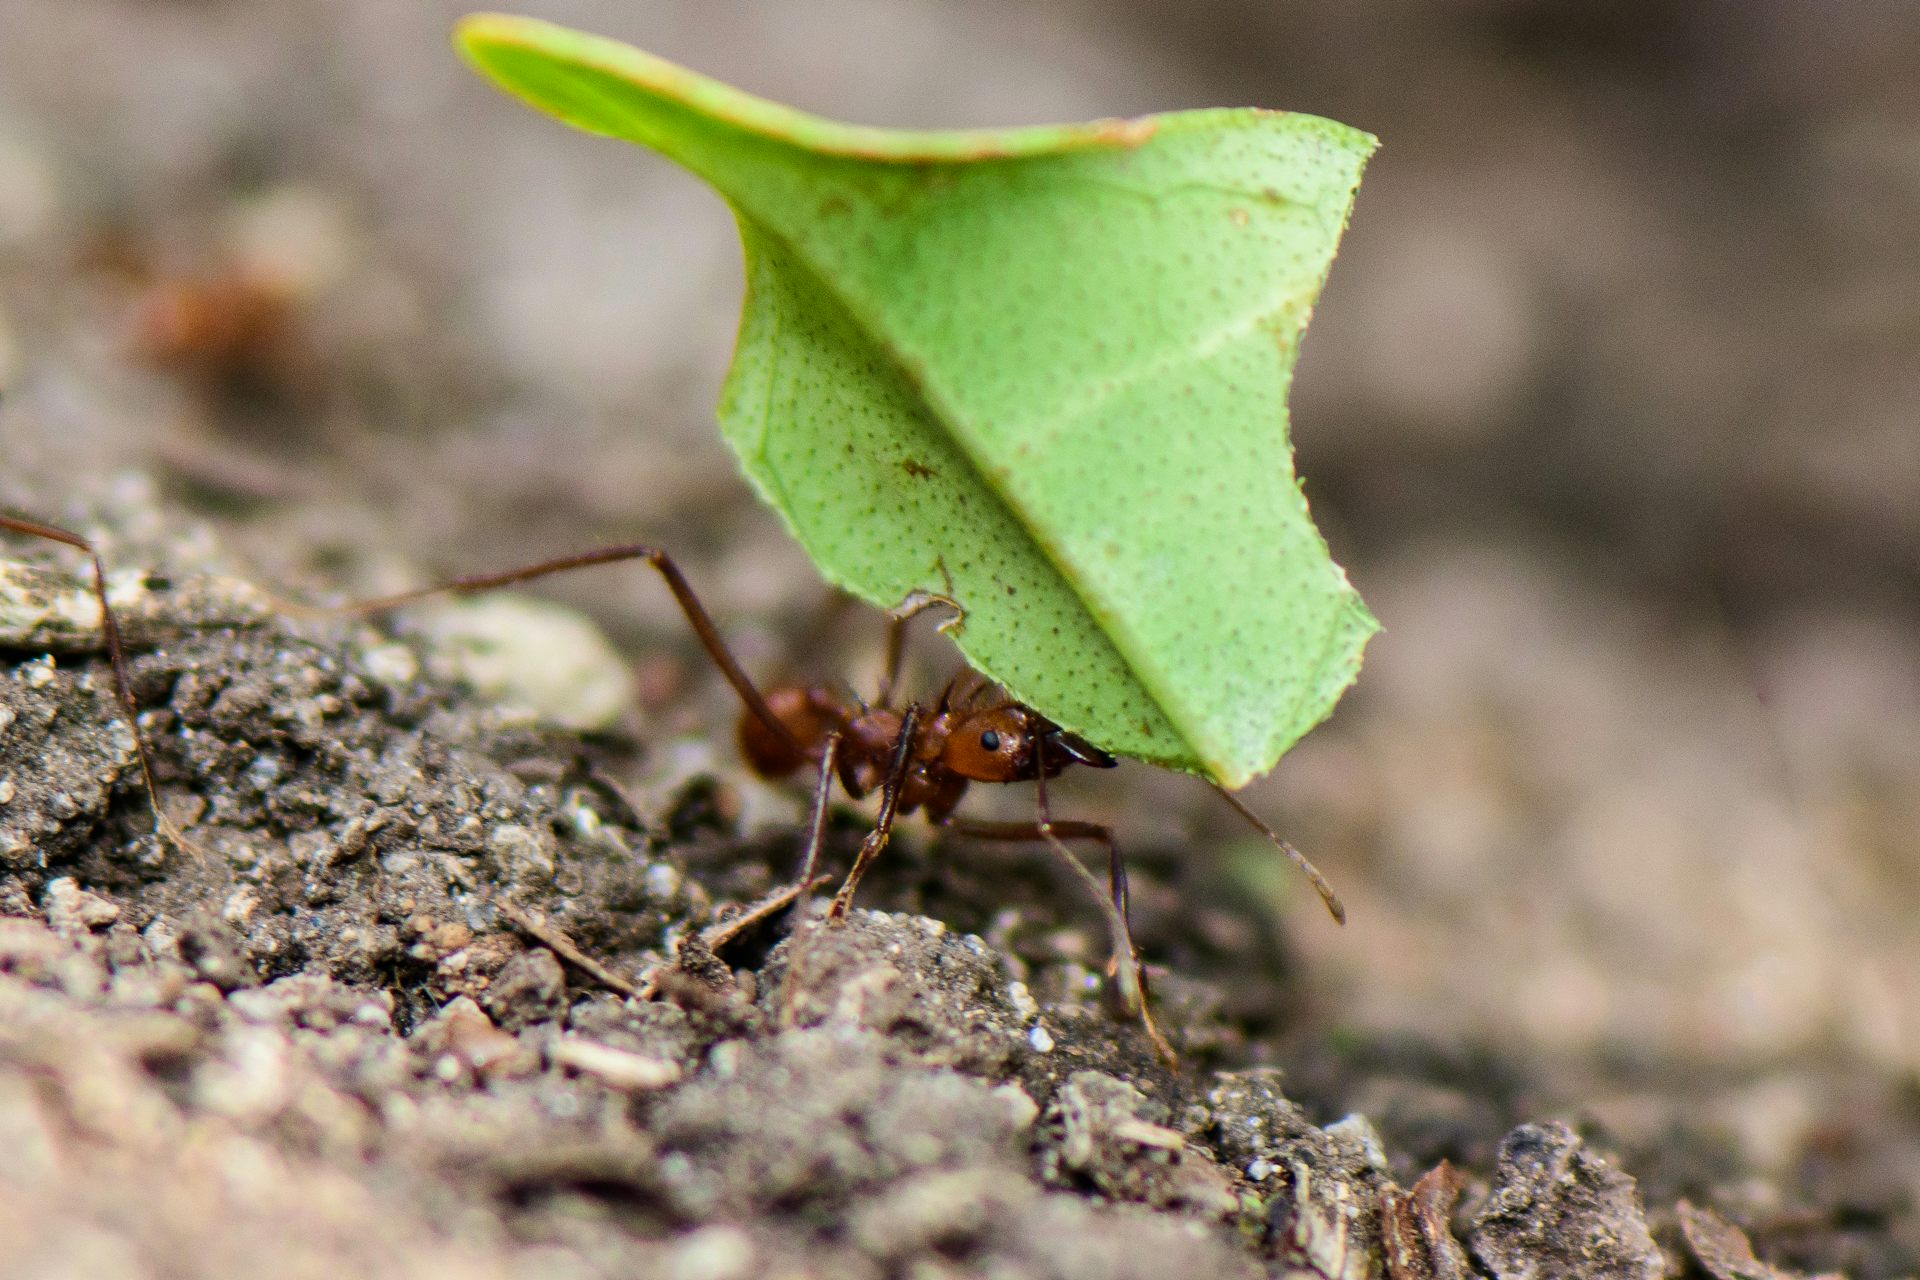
[2,519,1345,1064]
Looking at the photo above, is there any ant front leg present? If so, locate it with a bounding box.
[872,594,953,711]
[946,809,1176,1068]
[874,612,911,712]
[940,817,1129,940]
[336,543,807,763]
[943,761,1177,1067]
[1031,756,1138,972]
[0,512,183,854]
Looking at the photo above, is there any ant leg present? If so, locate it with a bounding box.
[874,614,910,711]
[1209,783,1346,925]
[942,746,1174,1067]
[826,703,920,920]
[1032,757,1131,947]
[0,513,187,855]
[690,735,843,958]
[794,730,841,889]
[944,811,1176,1068]
[1037,756,1172,1065]
[334,544,807,762]
[873,594,951,710]
[943,817,1128,933]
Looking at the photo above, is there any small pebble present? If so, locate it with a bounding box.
[550,1036,682,1091]
[43,876,120,933]
[665,1225,754,1280]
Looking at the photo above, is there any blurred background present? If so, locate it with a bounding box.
[1,0,1916,1136]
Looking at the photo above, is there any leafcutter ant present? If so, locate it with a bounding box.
[1,517,1345,1064]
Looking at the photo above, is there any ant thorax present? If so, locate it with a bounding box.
[730,675,1065,817]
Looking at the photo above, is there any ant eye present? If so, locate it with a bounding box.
[978,729,1001,752]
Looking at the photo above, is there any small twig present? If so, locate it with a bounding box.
[494,897,641,999]
[631,876,836,1000]
[700,874,832,953]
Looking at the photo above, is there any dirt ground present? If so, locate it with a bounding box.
[2,1,1918,1277]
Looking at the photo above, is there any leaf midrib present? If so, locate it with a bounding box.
[726,202,1225,770]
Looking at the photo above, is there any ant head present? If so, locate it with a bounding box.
[940,704,1118,783]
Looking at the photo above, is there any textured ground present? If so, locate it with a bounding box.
[2,0,1918,1276]
[0,493,1909,1278]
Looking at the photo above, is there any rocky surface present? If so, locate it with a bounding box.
[2,0,1917,1274]
[1,549,1900,1277]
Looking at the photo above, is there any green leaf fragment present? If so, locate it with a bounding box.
[457,14,1377,787]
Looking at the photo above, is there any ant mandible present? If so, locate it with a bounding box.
[2,517,1346,1064]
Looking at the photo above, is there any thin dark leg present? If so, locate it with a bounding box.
[0,513,184,853]
[873,595,950,710]
[827,702,920,920]
[794,730,841,889]
[943,816,1126,922]
[692,735,843,958]
[943,788,1176,1066]
[678,729,847,955]
[1032,747,1170,1062]
[1209,783,1346,925]
[1035,754,1128,925]
[1035,749,1125,935]
[875,614,910,712]
[335,543,807,762]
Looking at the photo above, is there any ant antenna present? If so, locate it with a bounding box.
[1209,782,1346,925]
[0,513,192,858]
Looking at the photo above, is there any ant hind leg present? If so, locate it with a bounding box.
[332,542,808,763]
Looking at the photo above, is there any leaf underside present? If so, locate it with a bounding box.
[457,14,1378,787]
